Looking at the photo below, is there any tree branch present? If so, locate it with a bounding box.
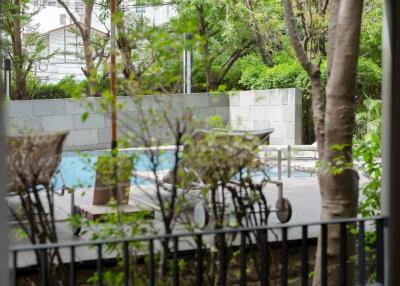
[283,0,319,78]
[216,41,254,85]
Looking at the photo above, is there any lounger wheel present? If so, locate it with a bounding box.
[193,202,209,229]
[275,198,292,223]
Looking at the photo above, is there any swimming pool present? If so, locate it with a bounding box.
[53,150,313,189]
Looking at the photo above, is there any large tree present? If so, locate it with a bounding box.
[224,0,283,67]
[0,0,50,100]
[57,0,109,97]
[283,0,363,285]
[173,0,256,91]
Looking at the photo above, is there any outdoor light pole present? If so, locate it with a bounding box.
[0,10,10,285]
[4,58,11,101]
[182,33,192,94]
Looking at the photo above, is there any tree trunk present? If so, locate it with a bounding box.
[283,0,364,284]
[11,0,29,100]
[312,1,363,285]
[57,0,98,97]
[83,1,97,97]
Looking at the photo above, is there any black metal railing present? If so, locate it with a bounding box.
[10,216,387,286]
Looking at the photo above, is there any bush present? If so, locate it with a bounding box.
[27,75,128,99]
[29,76,84,100]
[239,54,381,143]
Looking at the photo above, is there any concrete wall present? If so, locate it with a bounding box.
[5,89,301,150]
[229,89,302,145]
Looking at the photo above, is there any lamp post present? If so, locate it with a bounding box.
[0,6,10,284]
[4,58,11,101]
[182,33,192,94]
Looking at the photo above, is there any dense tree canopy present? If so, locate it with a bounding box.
[1,0,383,142]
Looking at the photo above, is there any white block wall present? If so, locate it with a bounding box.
[5,89,302,150]
[5,94,230,150]
[229,89,302,145]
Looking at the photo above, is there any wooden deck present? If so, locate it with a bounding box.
[10,176,322,268]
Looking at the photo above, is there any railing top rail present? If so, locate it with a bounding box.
[10,216,388,252]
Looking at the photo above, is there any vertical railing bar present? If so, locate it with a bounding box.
[281,227,288,286]
[340,222,348,286]
[97,244,103,286]
[301,225,308,286]
[149,239,155,286]
[123,242,130,286]
[287,145,292,178]
[358,221,366,286]
[376,218,384,284]
[218,233,226,286]
[260,230,268,286]
[69,246,75,286]
[196,235,203,286]
[173,237,179,286]
[321,224,328,286]
[40,249,48,286]
[240,231,247,286]
[277,150,282,180]
[12,251,17,286]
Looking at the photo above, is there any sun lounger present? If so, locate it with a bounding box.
[135,128,292,228]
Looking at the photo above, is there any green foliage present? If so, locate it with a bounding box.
[28,76,83,99]
[360,0,383,65]
[354,99,382,217]
[353,97,381,282]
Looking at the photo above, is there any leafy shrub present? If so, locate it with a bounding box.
[238,53,381,143]
[27,75,127,99]
[29,76,84,99]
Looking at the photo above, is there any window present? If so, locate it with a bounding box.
[60,14,67,25]
[135,5,145,14]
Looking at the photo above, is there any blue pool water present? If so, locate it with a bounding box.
[53,150,313,189]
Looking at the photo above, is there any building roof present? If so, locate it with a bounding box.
[43,23,107,36]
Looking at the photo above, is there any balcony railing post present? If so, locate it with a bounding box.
[321,224,328,286]
[240,231,247,286]
[12,251,17,286]
[339,223,348,286]
[97,244,103,286]
[218,233,227,286]
[196,235,204,286]
[301,226,308,286]
[123,242,130,286]
[376,218,384,284]
[149,239,155,286]
[260,230,268,286]
[281,228,288,286]
[358,221,366,285]
[173,237,179,286]
[69,246,75,286]
[40,249,48,286]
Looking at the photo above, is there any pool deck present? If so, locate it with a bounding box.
[10,173,325,268]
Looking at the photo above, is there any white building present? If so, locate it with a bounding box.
[29,1,176,83]
[33,24,107,82]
